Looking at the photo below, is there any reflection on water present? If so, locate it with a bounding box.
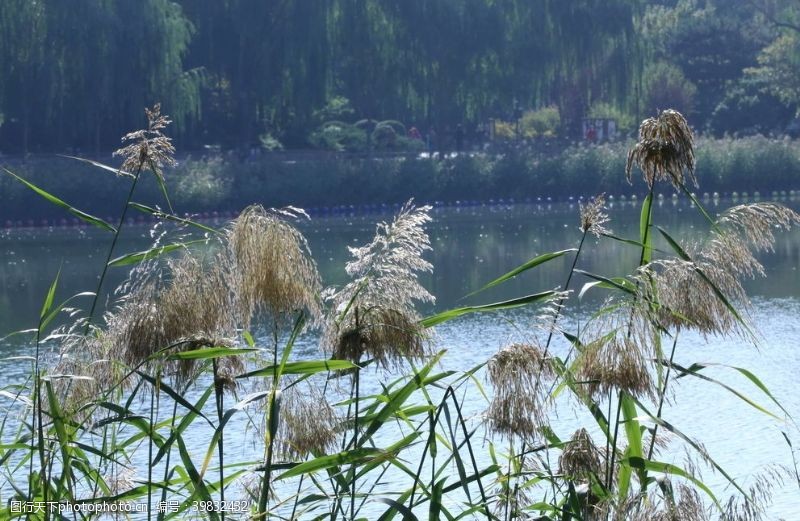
[1,198,799,518]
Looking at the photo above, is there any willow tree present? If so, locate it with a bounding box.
[0,0,199,153]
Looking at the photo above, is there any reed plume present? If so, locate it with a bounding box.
[106,250,237,384]
[580,193,611,237]
[626,109,696,190]
[324,200,434,368]
[113,103,176,180]
[574,299,659,400]
[227,205,322,328]
[274,380,340,460]
[559,428,603,482]
[486,342,553,439]
[644,203,799,338]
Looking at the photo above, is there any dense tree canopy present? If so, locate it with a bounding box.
[0,0,797,153]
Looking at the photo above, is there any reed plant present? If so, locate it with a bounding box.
[1,106,798,521]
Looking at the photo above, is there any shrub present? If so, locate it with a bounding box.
[519,106,561,138]
[309,121,367,151]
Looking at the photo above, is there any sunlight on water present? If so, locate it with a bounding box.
[1,198,799,518]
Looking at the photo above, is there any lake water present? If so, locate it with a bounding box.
[1,196,799,519]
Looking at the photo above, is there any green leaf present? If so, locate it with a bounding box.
[39,269,60,323]
[661,361,785,419]
[639,192,654,264]
[129,202,220,235]
[152,386,213,467]
[575,270,636,296]
[166,347,256,361]
[420,291,556,328]
[618,394,645,498]
[3,167,116,232]
[108,239,209,267]
[656,226,691,261]
[624,457,719,509]
[136,371,211,424]
[633,397,750,503]
[237,359,357,379]
[174,432,219,521]
[59,154,135,178]
[680,184,719,230]
[40,291,94,333]
[465,249,576,297]
[375,498,419,521]
[276,312,307,381]
[360,351,446,444]
[277,448,384,480]
[601,232,665,254]
[429,478,446,521]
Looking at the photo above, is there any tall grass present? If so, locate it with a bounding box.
[1,107,798,520]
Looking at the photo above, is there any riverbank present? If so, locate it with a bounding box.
[2,136,799,222]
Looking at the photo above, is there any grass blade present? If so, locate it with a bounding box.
[465,249,575,297]
[166,347,256,361]
[108,240,209,267]
[237,359,357,379]
[3,167,116,232]
[421,291,556,328]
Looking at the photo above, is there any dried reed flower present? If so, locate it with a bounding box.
[113,103,176,179]
[624,483,706,521]
[104,465,137,497]
[333,308,425,366]
[578,336,654,400]
[107,251,236,384]
[626,109,696,190]
[720,466,785,521]
[645,203,799,338]
[486,343,552,439]
[274,381,339,460]
[324,201,433,368]
[559,428,602,481]
[716,203,800,253]
[51,357,118,415]
[579,193,611,237]
[575,303,659,400]
[227,205,322,328]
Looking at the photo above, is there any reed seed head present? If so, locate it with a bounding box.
[107,251,236,384]
[274,381,339,460]
[645,203,798,338]
[559,428,602,481]
[626,109,696,190]
[575,305,658,401]
[228,205,322,328]
[332,307,427,367]
[716,203,800,253]
[324,201,433,368]
[579,193,611,237]
[486,342,552,439]
[113,103,176,179]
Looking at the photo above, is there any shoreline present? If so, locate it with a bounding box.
[2,137,800,224]
[3,191,798,230]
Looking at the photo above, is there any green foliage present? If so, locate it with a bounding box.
[0,0,643,152]
[589,101,636,134]
[258,133,284,151]
[312,96,356,124]
[642,61,698,118]
[309,121,368,152]
[173,156,232,208]
[519,107,561,138]
[746,32,800,111]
